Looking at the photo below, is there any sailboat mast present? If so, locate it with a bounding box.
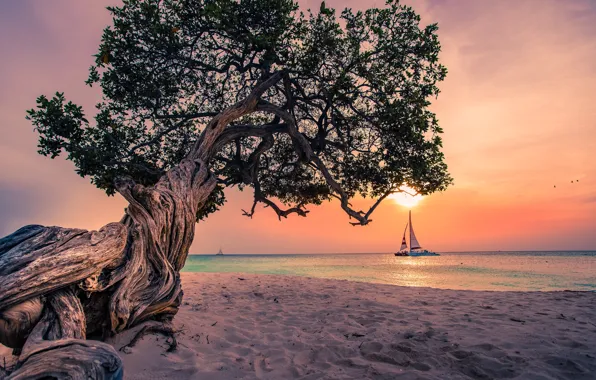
[408,210,412,253]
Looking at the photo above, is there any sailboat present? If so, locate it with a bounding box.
[215,248,224,256]
[395,210,439,257]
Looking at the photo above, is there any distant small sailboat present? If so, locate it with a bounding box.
[395,211,439,257]
[216,248,224,256]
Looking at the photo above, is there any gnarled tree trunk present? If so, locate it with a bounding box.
[0,156,215,379]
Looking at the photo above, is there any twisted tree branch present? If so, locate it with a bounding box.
[255,93,387,226]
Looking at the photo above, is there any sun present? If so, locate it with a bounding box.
[388,186,423,208]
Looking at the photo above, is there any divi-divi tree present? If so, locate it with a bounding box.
[0,1,451,377]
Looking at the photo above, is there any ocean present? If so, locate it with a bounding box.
[182,251,596,291]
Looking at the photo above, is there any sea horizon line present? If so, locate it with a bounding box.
[189,250,596,255]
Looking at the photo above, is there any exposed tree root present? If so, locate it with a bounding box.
[5,340,122,380]
[120,321,177,353]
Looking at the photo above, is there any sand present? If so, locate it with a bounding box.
[2,273,595,379]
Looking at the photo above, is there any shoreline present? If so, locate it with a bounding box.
[180,271,596,294]
[184,271,596,294]
[2,272,595,379]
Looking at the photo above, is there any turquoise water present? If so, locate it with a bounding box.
[182,251,596,291]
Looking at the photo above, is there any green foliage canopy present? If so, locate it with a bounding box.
[27,0,451,224]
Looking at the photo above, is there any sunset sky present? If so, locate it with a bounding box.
[0,0,594,253]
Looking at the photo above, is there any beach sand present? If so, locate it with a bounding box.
[2,272,595,379]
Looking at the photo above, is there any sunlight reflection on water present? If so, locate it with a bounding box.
[182,252,596,291]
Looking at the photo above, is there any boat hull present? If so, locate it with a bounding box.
[394,251,440,257]
[408,251,440,257]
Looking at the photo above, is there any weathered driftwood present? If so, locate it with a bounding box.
[6,340,122,380]
[5,288,122,379]
[0,74,282,378]
[0,224,128,311]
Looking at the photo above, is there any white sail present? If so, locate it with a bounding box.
[399,223,408,251]
[409,210,422,250]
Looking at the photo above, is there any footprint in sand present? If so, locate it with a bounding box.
[359,341,383,354]
[253,354,273,378]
